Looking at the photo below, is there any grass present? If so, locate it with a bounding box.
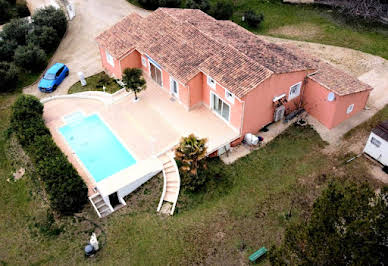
[68,72,123,94]
[344,104,388,140]
[231,1,388,59]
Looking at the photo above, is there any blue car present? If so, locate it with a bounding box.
[38,63,69,92]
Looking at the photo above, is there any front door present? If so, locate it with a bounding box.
[274,105,285,122]
[170,78,178,98]
[150,62,162,86]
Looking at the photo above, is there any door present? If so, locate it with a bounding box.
[108,192,121,208]
[150,62,162,86]
[274,105,285,122]
[211,92,230,121]
[56,66,65,84]
[170,78,178,98]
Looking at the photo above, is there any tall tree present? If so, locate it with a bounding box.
[270,181,388,265]
[122,68,146,101]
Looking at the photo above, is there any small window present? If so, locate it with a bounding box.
[370,137,381,148]
[141,57,147,67]
[106,50,114,67]
[288,82,302,100]
[347,104,354,114]
[225,90,234,104]
[207,76,216,89]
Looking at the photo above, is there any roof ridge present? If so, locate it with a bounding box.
[159,9,273,80]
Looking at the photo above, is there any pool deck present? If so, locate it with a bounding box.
[43,78,239,195]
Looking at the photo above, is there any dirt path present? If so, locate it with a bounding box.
[23,0,149,97]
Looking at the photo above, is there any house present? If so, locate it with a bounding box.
[96,8,372,154]
[364,120,388,167]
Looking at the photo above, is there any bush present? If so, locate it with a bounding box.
[209,0,233,20]
[244,10,264,28]
[16,2,30,17]
[1,18,31,45]
[138,0,181,9]
[185,0,210,12]
[14,43,47,70]
[32,6,67,38]
[27,26,59,52]
[0,0,10,24]
[10,95,88,215]
[0,62,18,92]
[0,40,17,62]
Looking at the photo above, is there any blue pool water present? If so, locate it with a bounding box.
[59,113,136,182]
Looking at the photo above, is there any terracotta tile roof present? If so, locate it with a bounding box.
[96,8,370,98]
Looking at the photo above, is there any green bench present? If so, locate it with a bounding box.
[249,247,267,263]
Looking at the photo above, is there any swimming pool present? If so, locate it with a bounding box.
[59,113,136,182]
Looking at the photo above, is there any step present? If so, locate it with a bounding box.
[100,209,112,217]
[166,188,178,194]
[164,191,177,202]
[165,169,176,175]
[164,164,175,171]
[92,196,103,203]
[96,201,107,209]
[167,184,179,189]
[98,205,110,212]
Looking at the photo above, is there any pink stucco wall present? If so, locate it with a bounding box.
[187,73,203,108]
[241,71,308,136]
[120,50,142,73]
[303,78,370,129]
[99,46,121,78]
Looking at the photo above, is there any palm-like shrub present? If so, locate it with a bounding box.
[122,68,146,100]
[175,134,208,191]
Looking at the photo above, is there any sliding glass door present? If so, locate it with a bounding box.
[211,92,230,122]
[150,62,162,86]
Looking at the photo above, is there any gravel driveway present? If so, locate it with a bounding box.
[24,0,149,97]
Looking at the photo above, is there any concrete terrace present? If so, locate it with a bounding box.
[43,78,239,195]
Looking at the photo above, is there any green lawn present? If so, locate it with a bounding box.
[0,87,380,264]
[68,72,123,94]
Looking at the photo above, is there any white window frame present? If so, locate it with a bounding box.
[288,81,302,101]
[225,89,235,104]
[141,56,147,67]
[210,91,231,122]
[106,50,114,67]
[207,76,216,89]
[169,76,179,98]
[347,104,354,114]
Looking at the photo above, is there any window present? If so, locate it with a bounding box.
[207,76,216,89]
[288,82,302,100]
[106,50,114,66]
[225,90,234,104]
[141,57,147,67]
[347,104,354,114]
[211,92,230,121]
[371,137,381,148]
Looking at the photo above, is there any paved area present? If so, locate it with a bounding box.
[24,0,149,98]
[43,77,238,194]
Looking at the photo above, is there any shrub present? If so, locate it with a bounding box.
[0,62,18,92]
[244,10,264,28]
[138,0,181,9]
[209,0,233,20]
[185,0,210,12]
[32,6,67,38]
[10,95,88,215]
[0,40,17,62]
[122,68,146,100]
[1,18,31,45]
[27,26,59,52]
[14,43,47,70]
[16,2,30,17]
[0,0,10,24]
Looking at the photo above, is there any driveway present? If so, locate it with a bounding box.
[24,0,149,97]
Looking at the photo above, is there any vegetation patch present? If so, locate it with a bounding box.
[0,0,30,24]
[68,72,122,94]
[9,95,88,215]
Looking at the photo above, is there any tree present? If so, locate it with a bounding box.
[27,25,59,52]
[209,0,233,20]
[0,0,10,24]
[1,18,31,45]
[32,6,67,38]
[0,39,17,62]
[186,0,210,12]
[244,10,264,28]
[0,62,18,92]
[175,134,208,191]
[122,68,146,101]
[270,181,388,265]
[14,43,47,70]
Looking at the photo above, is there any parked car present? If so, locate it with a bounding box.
[38,63,69,92]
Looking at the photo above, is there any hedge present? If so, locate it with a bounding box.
[10,95,88,215]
